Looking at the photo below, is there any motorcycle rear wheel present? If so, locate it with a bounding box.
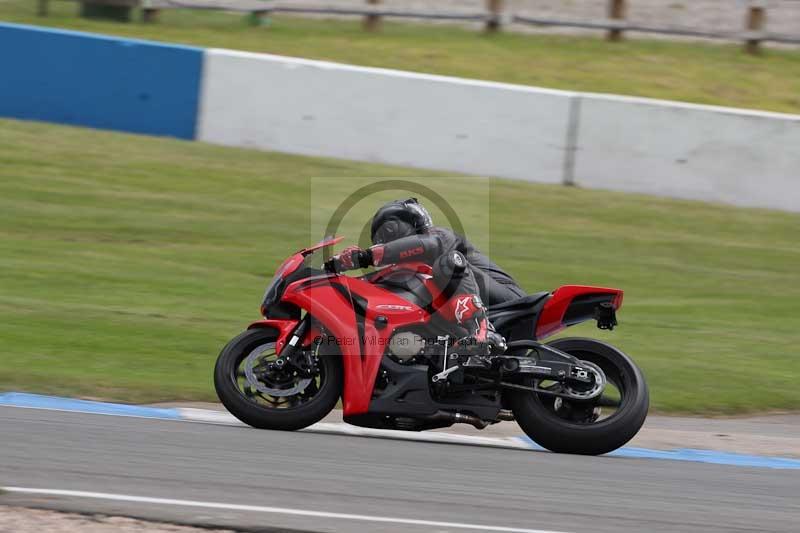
[214,328,342,431]
[508,337,649,455]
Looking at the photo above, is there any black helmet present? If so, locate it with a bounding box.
[370,198,433,245]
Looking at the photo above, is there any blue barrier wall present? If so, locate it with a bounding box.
[0,23,202,139]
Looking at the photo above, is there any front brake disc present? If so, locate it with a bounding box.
[244,343,312,397]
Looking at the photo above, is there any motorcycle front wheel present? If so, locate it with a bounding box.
[508,337,649,455]
[214,328,342,431]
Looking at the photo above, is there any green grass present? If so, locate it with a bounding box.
[1,118,799,414]
[3,1,800,113]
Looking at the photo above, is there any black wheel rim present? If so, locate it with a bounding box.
[231,341,326,410]
[534,350,632,426]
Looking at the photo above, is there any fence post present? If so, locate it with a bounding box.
[142,8,160,23]
[248,10,270,26]
[744,1,767,54]
[486,0,504,33]
[363,0,382,32]
[607,0,627,42]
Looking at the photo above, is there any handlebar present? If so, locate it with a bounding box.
[324,249,372,274]
[323,258,340,274]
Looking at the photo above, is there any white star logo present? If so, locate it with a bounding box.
[455,296,471,323]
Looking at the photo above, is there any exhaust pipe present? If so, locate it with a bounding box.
[497,409,515,421]
[427,410,490,430]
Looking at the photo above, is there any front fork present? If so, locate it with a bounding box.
[271,316,317,377]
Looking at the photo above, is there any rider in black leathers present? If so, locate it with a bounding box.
[330,198,525,354]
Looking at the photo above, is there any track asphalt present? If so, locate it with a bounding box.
[1,395,799,532]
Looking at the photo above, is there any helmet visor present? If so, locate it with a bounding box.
[372,218,416,245]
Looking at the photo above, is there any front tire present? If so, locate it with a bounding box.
[508,338,649,455]
[214,328,342,431]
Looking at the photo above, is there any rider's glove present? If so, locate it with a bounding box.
[331,246,373,272]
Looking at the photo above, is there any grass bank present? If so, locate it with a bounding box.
[1,118,798,413]
[1,1,800,113]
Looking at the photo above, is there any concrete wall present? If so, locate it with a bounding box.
[196,49,800,212]
[198,49,574,185]
[1,23,798,211]
[0,23,202,139]
[573,94,800,211]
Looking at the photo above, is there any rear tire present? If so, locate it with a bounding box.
[508,338,648,455]
[214,328,342,431]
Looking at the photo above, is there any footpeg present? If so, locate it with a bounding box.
[432,365,460,383]
[432,335,458,383]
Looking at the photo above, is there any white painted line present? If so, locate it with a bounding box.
[0,401,536,452]
[175,407,242,425]
[305,422,532,451]
[2,487,572,533]
[173,408,533,451]
[0,403,180,422]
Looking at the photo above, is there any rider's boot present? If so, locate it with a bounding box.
[454,315,507,356]
[448,294,507,356]
[430,317,504,383]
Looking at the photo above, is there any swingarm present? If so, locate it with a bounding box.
[451,339,607,401]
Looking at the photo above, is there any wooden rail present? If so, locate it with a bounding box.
[40,0,799,54]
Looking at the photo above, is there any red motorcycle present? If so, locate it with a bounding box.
[215,237,648,455]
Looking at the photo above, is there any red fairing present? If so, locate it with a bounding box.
[535,285,624,339]
[246,319,324,354]
[281,274,428,416]
[279,254,305,278]
[300,236,344,255]
[247,318,301,354]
